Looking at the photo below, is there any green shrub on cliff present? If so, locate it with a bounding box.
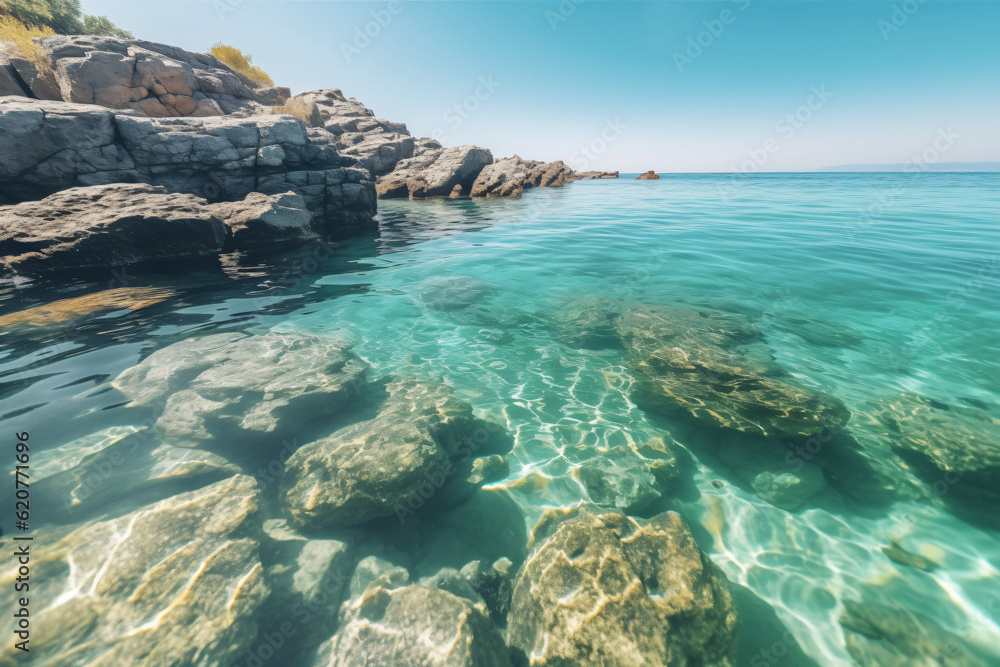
[209,43,274,87]
[0,0,132,38]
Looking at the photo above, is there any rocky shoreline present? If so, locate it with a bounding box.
[0,35,616,276]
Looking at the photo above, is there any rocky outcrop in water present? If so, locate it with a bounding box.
[507,508,739,666]
[575,170,620,179]
[469,155,574,197]
[636,170,660,180]
[112,331,367,449]
[376,145,494,199]
[0,475,268,666]
[1,35,283,116]
[0,98,376,236]
[281,88,428,177]
[316,584,511,666]
[281,378,513,528]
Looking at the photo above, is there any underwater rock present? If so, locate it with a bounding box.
[281,379,513,528]
[257,519,354,657]
[33,428,241,524]
[112,331,366,448]
[718,438,828,511]
[549,296,624,350]
[418,275,498,312]
[617,304,851,440]
[573,449,663,514]
[865,394,1000,524]
[316,584,511,667]
[0,475,268,666]
[881,541,938,572]
[507,508,739,666]
[839,599,987,667]
[0,287,174,329]
[346,555,411,600]
[460,559,515,627]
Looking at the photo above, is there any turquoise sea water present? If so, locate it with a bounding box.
[3,173,999,665]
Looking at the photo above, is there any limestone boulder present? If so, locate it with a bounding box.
[111,331,367,448]
[315,584,511,667]
[507,509,739,666]
[636,170,660,180]
[281,379,513,528]
[470,155,575,197]
[376,145,493,199]
[0,475,268,666]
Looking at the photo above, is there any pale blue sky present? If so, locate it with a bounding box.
[82,1,1000,172]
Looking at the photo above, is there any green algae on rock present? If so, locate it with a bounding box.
[0,475,267,667]
[280,379,513,528]
[616,304,851,440]
[507,508,738,666]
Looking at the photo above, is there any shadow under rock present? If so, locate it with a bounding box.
[732,583,822,667]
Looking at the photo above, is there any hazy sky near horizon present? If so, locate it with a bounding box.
[81,1,999,172]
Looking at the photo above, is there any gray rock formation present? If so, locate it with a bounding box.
[469,155,574,197]
[0,475,268,666]
[316,584,511,667]
[112,331,367,448]
[2,35,282,116]
[0,98,376,236]
[0,184,319,273]
[281,379,513,528]
[282,89,424,176]
[0,184,227,273]
[507,508,739,666]
[376,145,493,199]
[636,170,660,180]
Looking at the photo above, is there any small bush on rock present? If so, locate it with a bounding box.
[209,42,274,86]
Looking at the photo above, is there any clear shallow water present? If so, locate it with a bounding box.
[2,173,999,665]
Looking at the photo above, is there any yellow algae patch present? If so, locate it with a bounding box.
[0,287,175,328]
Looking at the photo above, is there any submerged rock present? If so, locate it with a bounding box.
[617,304,851,440]
[839,599,987,667]
[376,145,493,199]
[418,276,498,312]
[0,286,174,328]
[112,331,366,447]
[507,508,738,666]
[509,509,738,665]
[718,437,828,510]
[865,394,1000,525]
[281,379,513,528]
[0,475,268,666]
[469,155,575,198]
[316,584,511,667]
